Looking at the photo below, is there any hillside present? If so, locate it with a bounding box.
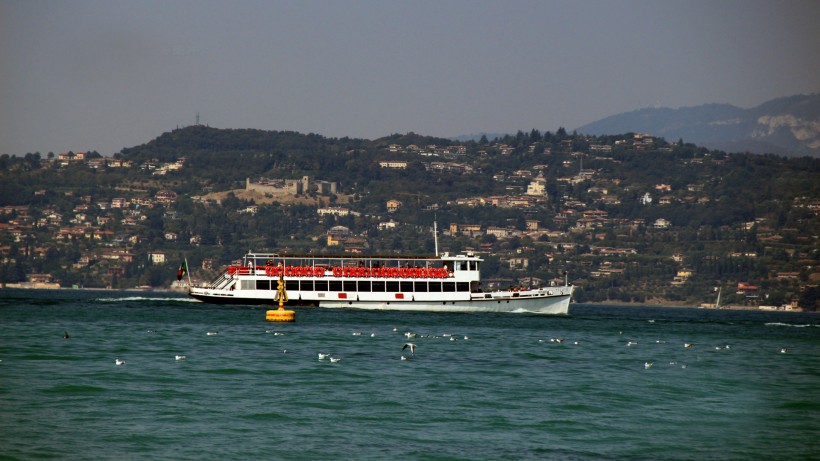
[577,93,820,157]
[1,126,818,309]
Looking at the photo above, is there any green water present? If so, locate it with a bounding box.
[1,289,818,460]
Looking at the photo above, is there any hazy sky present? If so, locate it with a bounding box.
[1,0,818,156]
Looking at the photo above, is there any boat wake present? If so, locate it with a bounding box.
[93,296,199,303]
[765,322,820,328]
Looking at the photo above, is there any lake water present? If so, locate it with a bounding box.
[1,289,818,460]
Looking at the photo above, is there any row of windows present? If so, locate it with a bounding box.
[245,279,471,293]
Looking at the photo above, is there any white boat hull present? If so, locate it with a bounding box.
[189,287,572,315]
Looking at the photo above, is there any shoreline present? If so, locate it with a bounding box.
[580,300,806,312]
[1,285,808,312]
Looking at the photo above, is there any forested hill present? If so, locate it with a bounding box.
[118,126,457,192]
[121,126,454,161]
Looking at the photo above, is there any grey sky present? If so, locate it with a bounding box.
[1,0,818,156]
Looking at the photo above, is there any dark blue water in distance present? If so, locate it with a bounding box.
[1,289,818,460]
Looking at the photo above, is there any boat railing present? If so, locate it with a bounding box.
[207,271,235,290]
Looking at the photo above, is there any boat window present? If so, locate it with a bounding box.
[329,281,342,291]
[456,261,467,271]
[344,281,357,292]
[300,280,314,291]
[372,281,385,292]
[457,282,469,292]
[400,281,413,292]
[428,282,442,292]
[315,280,328,291]
[358,281,371,292]
[286,280,299,292]
[468,261,479,271]
[443,282,456,292]
[256,280,271,290]
[241,280,254,290]
[414,281,428,292]
[386,281,400,292]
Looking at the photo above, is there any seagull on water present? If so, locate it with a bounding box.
[206,331,218,336]
[403,343,417,355]
[684,342,694,348]
[404,332,416,339]
[644,362,653,369]
[627,341,638,347]
[780,347,788,354]
[329,357,341,363]
[115,359,125,366]
[318,352,330,360]
[175,355,186,361]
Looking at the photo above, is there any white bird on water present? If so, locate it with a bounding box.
[329,357,341,363]
[318,352,330,360]
[644,362,653,369]
[206,331,218,336]
[684,342,694,348]
[403,343,417,356]
[175,355,186,361]
[115,359,125,366]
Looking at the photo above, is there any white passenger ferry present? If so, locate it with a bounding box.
[188,251,572,315]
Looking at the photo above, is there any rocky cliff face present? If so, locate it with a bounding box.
[578,94,820,157]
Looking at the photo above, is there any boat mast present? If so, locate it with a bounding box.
[433,220,439,257]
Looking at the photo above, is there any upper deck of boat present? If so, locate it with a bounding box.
[241,252,483,266]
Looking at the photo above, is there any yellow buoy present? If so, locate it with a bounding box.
[266,269,294,321]
[266,307,295,322]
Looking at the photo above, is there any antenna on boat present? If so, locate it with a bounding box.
[433,219,439,257]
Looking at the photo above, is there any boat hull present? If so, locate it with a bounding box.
[188,289,571,314]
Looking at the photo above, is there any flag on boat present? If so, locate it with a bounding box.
[177,260,188,281]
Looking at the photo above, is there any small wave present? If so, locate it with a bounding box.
[764,322,818,328]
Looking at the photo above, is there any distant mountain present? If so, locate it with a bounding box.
[577,94,820,157]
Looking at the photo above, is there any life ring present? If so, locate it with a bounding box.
[332,267,343,277]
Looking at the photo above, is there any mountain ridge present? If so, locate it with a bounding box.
[576,93,820,157]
